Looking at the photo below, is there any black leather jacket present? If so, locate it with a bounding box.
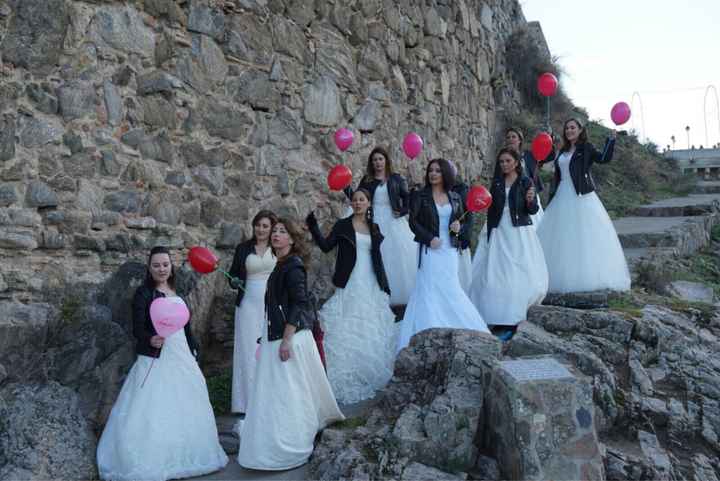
[522,149,554,193]
[549,138,615,203]
[306,213,391,295]
[132,285,198,359]
[265,255,313,342]
[450,181,473,250]
[344,173,411,216]
[486,175,539,241]
[228,239,254,306]
[409,186,467,252]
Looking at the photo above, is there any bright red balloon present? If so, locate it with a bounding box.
[531,132,553,162]
[188,246,218,274]
[334,128,354,152]
[537,72,558,97]
[327,164,353,191]
[402,132,424,159]
[610,102,631,126]
[466,185,492,213]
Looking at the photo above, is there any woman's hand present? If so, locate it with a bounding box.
[610,129,617,140]
[392,210,401,218]
[526,186,536,204]
[150,335,164,349]
[449,220,461,234]
[430,237,442,249]
[279,339,292,362]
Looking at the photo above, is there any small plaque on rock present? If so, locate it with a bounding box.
[500,358,574,382]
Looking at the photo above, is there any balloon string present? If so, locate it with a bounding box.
[140,359,155,388]
[216,267,246,292]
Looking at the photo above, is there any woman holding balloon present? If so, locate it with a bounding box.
[306,188,397,404]
[97,246,228,481]
[536,118,631,293]
[469,148,549,337]
[344,146,418,306]
[397,158,490,352]
[238,218,344,471]
[505,127,555,227]
[227,210,277,415]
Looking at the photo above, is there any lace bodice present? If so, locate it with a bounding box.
[245,248,276,280]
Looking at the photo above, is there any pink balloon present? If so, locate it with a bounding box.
[403,132,423,159]
[255,344,261,361]
[334,128,354,152]
[149,297,190,338]
[610,102,631,126]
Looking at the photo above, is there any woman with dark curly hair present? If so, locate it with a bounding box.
[346,146,418,306]
[237,218,344,471]
[397,158,490,352]
[307,188,397,404]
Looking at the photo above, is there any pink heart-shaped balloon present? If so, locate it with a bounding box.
[149,297,190,338]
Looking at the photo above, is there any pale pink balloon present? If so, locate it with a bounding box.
[149,297,190,338]
[255,344,261,361]
[334,128,354,152]
[610,102,631,126]
[403,132,424,159]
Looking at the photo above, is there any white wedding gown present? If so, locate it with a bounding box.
[372,183,418,305]
[231,249,275,413]
[97,298,228,481]
[319,232,398,404]
[470,187,549,326]
[537,151,631,292]
[397,203,490,352]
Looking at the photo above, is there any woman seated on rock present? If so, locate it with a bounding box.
[237,218,344,471]
[97,246,227,481]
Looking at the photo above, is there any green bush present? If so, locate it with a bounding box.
[206,369,231,416]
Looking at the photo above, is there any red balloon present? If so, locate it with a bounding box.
[537,72,558,97]
[531,132,553,161]
[188,246,218,274]
[327,164,353,191]
[466,185,492,213]
[334,128,354,152]
[610,102,631,126]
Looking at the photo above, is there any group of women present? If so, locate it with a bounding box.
[95,117,632,480]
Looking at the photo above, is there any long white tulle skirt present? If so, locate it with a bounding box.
[537,180,631,293]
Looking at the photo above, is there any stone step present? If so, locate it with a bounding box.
[628,194,720,217]
[614,216,717,256]
[694,181,720,194]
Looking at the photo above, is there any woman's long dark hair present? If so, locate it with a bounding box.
[424,158,455,192]
[353,188,381,237]
[273,217,311,267]
[250,210,278,243]
[560,117,588,152]
[144,245,175,289]
[364,146,393,181]
[493,147,524,180]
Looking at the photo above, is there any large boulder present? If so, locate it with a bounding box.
[0,382,98,481]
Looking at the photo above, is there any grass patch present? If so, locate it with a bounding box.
[206,369,231,416]
[664,298,716,325]
[608,293,644,318]
[331,416,367,430]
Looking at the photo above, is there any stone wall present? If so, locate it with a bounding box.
[0,0,541,418]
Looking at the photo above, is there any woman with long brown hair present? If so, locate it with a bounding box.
[347,146,418,306]
[237,218,344,471]
[536,118,630,293]
[227,210,277,415]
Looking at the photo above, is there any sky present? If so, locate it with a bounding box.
[520,0,720,150]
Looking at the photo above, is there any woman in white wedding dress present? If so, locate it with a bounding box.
[469,148,548,332]
[97,246,227,481]
[227,210,277,414]
[307,188,397,404]
[237,219,344,471]
[536,118,631,293]
[345,147,418,306]
[398,158,490,352]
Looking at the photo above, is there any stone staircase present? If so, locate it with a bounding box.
[614,193,720,267]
